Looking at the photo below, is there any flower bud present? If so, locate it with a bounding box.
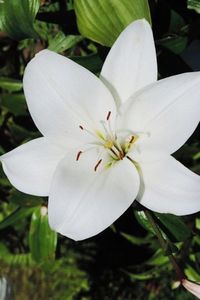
[182,279,200,299]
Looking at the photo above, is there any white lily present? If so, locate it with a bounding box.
[1,19,200,241]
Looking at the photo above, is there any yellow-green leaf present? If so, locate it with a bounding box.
[74,0,151,47]
[0,77,22,91]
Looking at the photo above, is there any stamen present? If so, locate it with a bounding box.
[79,124,98,139]
[76,151,82,161]
[110,148,119,158]
[106,111,111,121]
[119,151,125,159]
[94,159,102,172]
[129,135,135,144]
[100,120,110,136]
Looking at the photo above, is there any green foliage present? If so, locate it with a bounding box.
[9,190,43,207]
[1,94,27,116]
[187,0,200,13]
[134,210,155,233]
[74,0,151,46]
[71,53,103,73]
[0,257,89,300]
[29,206,57,263]
[48,32,83,52]
[0,0,40,40]
[0,207,35,230]
[155,213,191,242]
[157,10,188,54]
[0,77,22,92]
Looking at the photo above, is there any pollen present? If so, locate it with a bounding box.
[104,140,114,149]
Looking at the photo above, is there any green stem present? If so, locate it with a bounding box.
[144,209,184,281]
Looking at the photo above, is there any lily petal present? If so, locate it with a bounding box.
[23,50,116,139]
[182,279,200,299]
[0,137,66,196]
[100,19,157,105]
[137,156,200,215]
[119,72,200,155]
[48,151,140,241]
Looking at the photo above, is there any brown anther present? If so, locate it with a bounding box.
[129,135,135,144]
[79,125,84,130]
[76,151,82,161]
[110,148,118,157]
[94,159,102,172]
[106,111,111,121]
[119,151,125,160]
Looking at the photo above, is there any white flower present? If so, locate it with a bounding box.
[1,19,200,241]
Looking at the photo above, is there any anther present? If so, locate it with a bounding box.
[129,135,135,144]
[106,111,111,121]
[94,159,102,172]
[76,151,82,161]
[79,125,84,130]
[119,151,125,160]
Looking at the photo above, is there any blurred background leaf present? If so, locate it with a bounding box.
[28,206,57,263]
[187,0,200,13]
[0,207,35,230]
[48,32,83,52]
[0,78,22,92]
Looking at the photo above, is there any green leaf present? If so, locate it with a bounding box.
[134,210,154,234]
[158,36,188,54]
[187,0,200,13]
[8,122,39,143]
[169,10,186,32]
[154,213,191,242]
[126,269,159,281]
[121,232,150,245]
[29,206,57,263]
[74,0,151,46]
[1,94,27,116]
[0,166,10,187]
[185,264,200,281]
[71,53,103,73]
[0,0,40,40]
[193,152,200,160]
[146,249,169,266]
[0,77,22,92]
[0,207,35,230]
[48,32,83,53]
[9,190,43,207]
[0,243,34,266]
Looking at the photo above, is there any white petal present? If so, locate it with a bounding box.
[48,150,140,241]
[100,19,157,105]
[137,156,200,215]
[0,138,66,196]
[119,72,200,155]
[23,50,116,138]
[182,279,200,299]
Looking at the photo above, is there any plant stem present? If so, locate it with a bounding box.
[144,209,185,281]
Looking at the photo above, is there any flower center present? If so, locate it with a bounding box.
[76,111,138,171]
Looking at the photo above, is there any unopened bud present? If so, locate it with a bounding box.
[182,279,200,299]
